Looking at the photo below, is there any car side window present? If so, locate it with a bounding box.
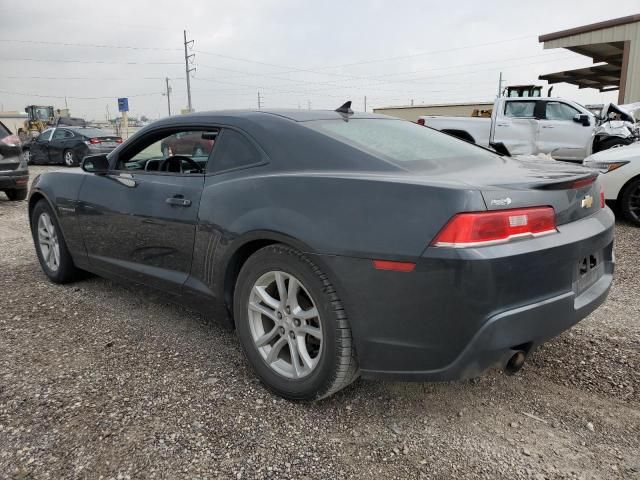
[545,102,579,121]
[116,129,217,174]
[38,129,54,141]
[52,129,68,140]
[504,101,536,118]
[210,129,262,174]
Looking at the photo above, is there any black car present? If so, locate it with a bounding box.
[27,106,614,400]
[0,120,28,201]
[23,126,122,167]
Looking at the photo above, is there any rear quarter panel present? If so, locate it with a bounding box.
[189,167,486,313]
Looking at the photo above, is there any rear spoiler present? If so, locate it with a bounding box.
[535,173,598,190]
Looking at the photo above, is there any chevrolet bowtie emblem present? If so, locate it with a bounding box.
[581,195,594,209]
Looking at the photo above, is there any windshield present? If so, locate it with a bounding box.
[306,118,500,172]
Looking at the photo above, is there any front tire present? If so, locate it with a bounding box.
[23,149,32,164]
[234,244,359,400]
[620,177,640,226]
[30,200,82,283]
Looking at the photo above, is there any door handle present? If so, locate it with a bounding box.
[166,195,191,207]
[496,123,509,127]
[541,125,555,129]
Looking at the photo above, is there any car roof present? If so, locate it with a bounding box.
[178,109,393,123]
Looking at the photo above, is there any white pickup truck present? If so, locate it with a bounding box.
[420,97,636,162]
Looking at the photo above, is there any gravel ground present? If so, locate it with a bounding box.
[1,166,639,480]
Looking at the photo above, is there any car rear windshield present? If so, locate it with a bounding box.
[70,128,111,138]
[306,118,500,172]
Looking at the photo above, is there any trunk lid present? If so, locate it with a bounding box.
[451,157,602,225]
[87,136,121,148]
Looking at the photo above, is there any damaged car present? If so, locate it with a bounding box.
[420,97,637,162]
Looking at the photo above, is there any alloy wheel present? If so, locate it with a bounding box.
[37,212,60,272]
[248,271,323,379]
[64,151,74,166]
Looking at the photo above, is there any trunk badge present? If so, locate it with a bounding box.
[491,197,512,206]
[581,195,594,209]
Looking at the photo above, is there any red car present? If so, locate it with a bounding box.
[160,131,214,157]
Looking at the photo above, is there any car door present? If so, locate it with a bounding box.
[76,127,217,293]
[48,128,74,164]
[538,101,593,161]
[30,128,54,163]
[491,100,540,156]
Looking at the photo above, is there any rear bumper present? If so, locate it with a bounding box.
[0,170,29,190]
[314,207,615,381]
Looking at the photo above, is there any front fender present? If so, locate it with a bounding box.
[28,171,88,265]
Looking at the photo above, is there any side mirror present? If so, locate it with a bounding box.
[573,113,591,127]
[81,154,110,174]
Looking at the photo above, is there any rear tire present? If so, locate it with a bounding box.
[620,176,640,227]
[30,199,82,283]
[234,244,359,400]
[22,148,32,164]
[63,149,77,167]
[6,189,27,201]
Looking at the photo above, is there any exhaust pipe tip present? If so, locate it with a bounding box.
[505,351,526,375]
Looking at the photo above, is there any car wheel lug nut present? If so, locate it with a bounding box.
[279,327,285,335]
[289,331,295,338]
[285,306,291,314]
[277,311,282,319]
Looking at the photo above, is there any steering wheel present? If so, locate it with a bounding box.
[159,155,203,173]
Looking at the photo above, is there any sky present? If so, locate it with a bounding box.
[1,0,639,121]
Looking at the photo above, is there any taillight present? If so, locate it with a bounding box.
[115,138,123,144]
[416,118,425,126]
[89,138,101,144]
[432,207,556,248]
[0,134,21,147]
[600,187,605,208]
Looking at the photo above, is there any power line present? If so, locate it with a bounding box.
[311,35,538,70]
[0,38,181,51]
[192,34,538,75]
[0,89,164,100]
[2,75,182,81]
[194,51,572,97]
[0,57,182,65]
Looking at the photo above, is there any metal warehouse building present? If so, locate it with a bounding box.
[539,13,640,103]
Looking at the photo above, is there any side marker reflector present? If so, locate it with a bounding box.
[372,260,416,272]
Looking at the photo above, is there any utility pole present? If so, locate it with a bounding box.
[165,77,172,116]
[183,30,195,112]
[497,71,503,98]
[364,95,367,112]
[257,91,262,109]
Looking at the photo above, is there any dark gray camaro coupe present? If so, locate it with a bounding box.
[28,105,615,400]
